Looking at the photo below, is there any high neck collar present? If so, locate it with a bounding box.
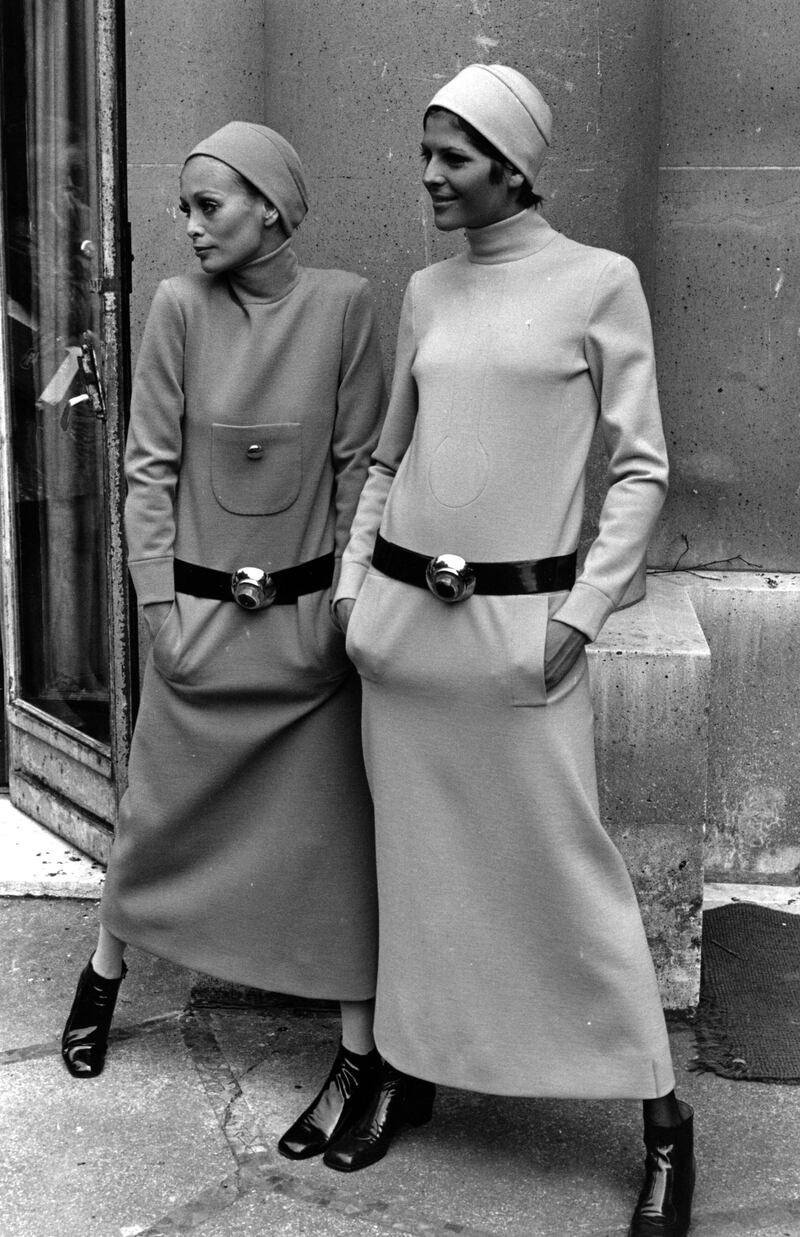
[464,208,557,264]
[226,236,300,303]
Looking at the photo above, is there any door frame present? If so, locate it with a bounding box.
[0,0,133,862]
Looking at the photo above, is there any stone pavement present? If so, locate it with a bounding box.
[2,809,800,1237]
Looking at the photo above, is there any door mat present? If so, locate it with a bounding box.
[691,901,800,1083]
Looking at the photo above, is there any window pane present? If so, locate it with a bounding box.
[2,0,110,744]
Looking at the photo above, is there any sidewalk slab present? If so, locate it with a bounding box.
[0,897,200,1051]
[2,1028,232,1237]
[0,798,104,899]
[196,1191,390,1237]
[4,862,800,1237]
[703,882,800,914]
[211,1009,800,1237]
[3,891,800,1237]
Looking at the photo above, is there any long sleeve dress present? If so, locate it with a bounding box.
[336,207,675,1095]
[100,238,386,1000]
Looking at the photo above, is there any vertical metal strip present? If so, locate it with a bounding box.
[0,64,24,718]
[96,0,135,801]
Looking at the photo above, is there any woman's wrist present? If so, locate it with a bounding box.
[142,600,172,638]
[332,596,356,632]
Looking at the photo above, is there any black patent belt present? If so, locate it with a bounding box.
[371,534,576,604]
[174,553,334,611]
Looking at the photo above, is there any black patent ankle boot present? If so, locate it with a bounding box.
[629,1101,695,1236]
[61,957,128,1078]
[323,1059,436,1172]
[277,1043,381,1160]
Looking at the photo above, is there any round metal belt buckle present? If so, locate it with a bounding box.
[425,553,476,604]
[231,566,277,610]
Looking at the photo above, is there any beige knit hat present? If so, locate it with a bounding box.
[427,64,552,185]
[184,122,308,234]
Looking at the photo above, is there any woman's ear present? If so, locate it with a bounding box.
[507,168,525,191]
[263,205,280,227]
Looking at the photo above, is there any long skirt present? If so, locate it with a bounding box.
[101,589,378,1000]
[345,568,675,1097]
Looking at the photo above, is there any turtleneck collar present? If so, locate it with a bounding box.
[226,236,301,303]
[464,207,557,264]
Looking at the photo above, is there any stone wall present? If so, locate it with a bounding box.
[589,577,709,1010]
[126,1,268,354]
[652,0,800,572]
[652,1,800,878]
[262,0,663,436]
[679,573,800,882]
[123,2,800,883]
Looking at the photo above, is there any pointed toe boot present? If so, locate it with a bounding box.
[61,957,127,1078]
[323,1059,435,1172]
[277,1043,381,1160]
[629,1101,695,1236]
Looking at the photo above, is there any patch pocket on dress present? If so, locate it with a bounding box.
[505,593,549,707]
[211,422,302,515]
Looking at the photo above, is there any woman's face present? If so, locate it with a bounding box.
[179,156,282,273]
[421,112,522,232]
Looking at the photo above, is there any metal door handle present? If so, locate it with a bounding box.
[76,332,106,420]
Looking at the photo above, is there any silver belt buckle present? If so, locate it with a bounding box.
[231,566,277,610]
[425,553,476,604]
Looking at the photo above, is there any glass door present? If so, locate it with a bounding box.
[0,0,133,860]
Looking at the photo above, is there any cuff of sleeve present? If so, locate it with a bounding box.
[334,560,368,605]
[553,580,615,643]
[128,555,175,605]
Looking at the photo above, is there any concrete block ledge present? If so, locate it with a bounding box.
[588,575,710,1011]
[677,572,800,882]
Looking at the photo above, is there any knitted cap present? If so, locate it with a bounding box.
[427,64,552,185]
[184,121,308,234]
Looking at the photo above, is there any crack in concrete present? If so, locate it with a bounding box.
[137,1152,504,1237]
[14,1000,796,1236]
[132,1006,504,1237]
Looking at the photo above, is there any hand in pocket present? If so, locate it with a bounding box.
[143,601,172,638]
[334,597,356,633]
[544,617,587,691]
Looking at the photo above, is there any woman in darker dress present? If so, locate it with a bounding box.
[61,121,387,1162]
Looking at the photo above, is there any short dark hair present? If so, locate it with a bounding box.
[423,106,543,210]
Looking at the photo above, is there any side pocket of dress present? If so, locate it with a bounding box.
[297,589,351,681]
[344,572,385,683]
[505,593,550,707]
[150,600,180,679]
